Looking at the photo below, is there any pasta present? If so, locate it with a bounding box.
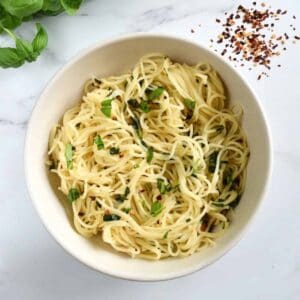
[47,53,249,260]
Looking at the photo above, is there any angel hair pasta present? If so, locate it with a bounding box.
[47,53,249,260]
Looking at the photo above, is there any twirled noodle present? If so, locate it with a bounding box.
[47,53,249,260]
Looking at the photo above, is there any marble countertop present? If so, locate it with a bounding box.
[0,0,299,299]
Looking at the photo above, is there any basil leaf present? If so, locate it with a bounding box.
[150,201,162,217]
[1,0,43,17]
[184,98,196,110]
[215,125,225,133]
[67,188,80,202]
[211,201,225,207]
[16,38,34,61]
[121,207,131,214]
[157,178,172,195]
[41,0,64,15]
[223,168,233,185]
[103,214,121,221]
[65,143,73,169]
[115,186,130,202]
[0,47,24,68]
[140,101,150,113]
[146,146,153,163]
[109,147,119,155]
[60,0,83,15]
[31,23,48,54]
[208,151,218,173]
[163,230,170,239]
[101,98,113,117]
[0,7,22,31]
[0,23,47,68]
[146,87,164,101]
[94,135,104,150]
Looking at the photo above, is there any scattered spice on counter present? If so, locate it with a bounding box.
[191,2,299,80]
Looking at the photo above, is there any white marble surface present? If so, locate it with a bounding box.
[0,0,299,299]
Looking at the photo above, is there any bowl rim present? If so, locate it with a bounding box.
[24,32,273,281]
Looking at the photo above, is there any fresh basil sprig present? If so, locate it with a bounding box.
[0,0,84,68]
[0,22,47,68]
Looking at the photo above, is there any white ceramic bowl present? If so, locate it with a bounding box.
[25,33,272,281]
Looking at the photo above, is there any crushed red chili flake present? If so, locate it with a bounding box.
[208,2,299,80]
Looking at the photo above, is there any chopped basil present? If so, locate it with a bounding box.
[186,218,191,222]
[163,230,170,239]
[127,98,139,108]
[223,168,233,185]
[67,188,80,202]
[103,214,121,221]
[151,201,162,217]
[215,125,225,133]
[122,207,131,214]
[157,178,172,195]
[146,87,164,100]
[115,186,130,202]
[65,143,73,169]
[133,164,140,169]
[184,98,196,110]
[146,146,153,163]
[94,135,104,150]
[208,151,218,173]
[140,100,150,113]
[101,98,113,117]
[130,116,142,139]
[211,201,225,207]
[109,147,120,155]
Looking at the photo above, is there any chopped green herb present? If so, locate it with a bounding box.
[223,168,233,186]
[146,87,164,100]
[140,100,150,113]
[122,207,131,214]
[130,116,142,139]
[146,146,153,163]
[186,218,191,222]
[215,125,225,133]
[133,164,140,169]
[184,98,196,110]
[127,99,139,108]
[94,135,104,150]
[103,214,121,221]
[163,230,170,239]
[208,151,218,173]
[101,98,113,117]
[67,188,80,203]
[65,143,73,169]
[115,186,130,202]
[141,139,148,148]
[109,147,120,155]
[211,201,225,207]
[157,178,172,195]
[151,201,163,217]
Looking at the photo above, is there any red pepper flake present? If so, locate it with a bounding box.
[206,2,298,80]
